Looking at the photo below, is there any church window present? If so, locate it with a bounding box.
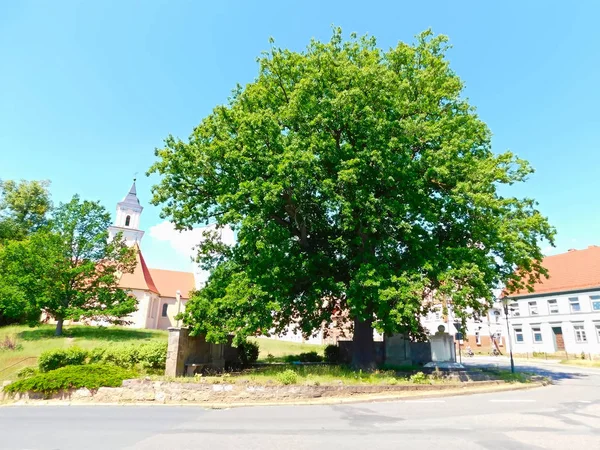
[161,303,169,317]
[125,215,131,227]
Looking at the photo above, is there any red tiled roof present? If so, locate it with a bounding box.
[118,245,159,294]
[148,268,196,299]
[509,245,600,297]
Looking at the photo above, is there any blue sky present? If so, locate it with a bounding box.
[1,1,599,271]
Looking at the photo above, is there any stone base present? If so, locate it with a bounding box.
[424,361,465,370]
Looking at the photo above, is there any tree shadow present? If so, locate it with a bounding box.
[18,325,163,342]
[465,361,588,381]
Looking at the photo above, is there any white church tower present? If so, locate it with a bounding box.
[108,180,145,246]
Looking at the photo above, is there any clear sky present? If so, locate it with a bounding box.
[1,1,599,272]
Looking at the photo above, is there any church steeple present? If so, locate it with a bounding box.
[108,179,145,246]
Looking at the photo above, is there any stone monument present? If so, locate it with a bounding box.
[424,325,464,369]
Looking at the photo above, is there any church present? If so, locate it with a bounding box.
[108,181,197,330]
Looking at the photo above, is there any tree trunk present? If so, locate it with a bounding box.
[351,316,376,369]
[55,318,64,336]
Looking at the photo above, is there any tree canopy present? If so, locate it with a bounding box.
[0,195,137,335]
[148,29,554,367]
[0,179,51,243]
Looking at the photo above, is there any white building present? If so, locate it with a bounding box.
[503,246,600,356]
[109,181,197,330]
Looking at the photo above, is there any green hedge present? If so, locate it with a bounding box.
[37,341,168,372]
[39,347,88,372]
[4,364,137,395]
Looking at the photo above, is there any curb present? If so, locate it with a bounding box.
[0,381,547,408]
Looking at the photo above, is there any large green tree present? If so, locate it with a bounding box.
[0,179,52,243]
[0,196,137,335]
[149,30,554,367]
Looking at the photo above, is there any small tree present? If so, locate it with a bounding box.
[0,196,137,335]
[148,30,554,368]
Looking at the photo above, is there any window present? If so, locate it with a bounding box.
[595,324,600,342]
[493,310,501,323]
[161,303,169,317]
[495,330,503,346]
[548,299,559,314]
[591,295,600,311]
[475,331,481,345]
[125,215,131,227]
[528,301,538,315]
[569,297,581,313]
[531,326,543,343]
[510,302,520,317]
[514,327,524,342]
[574,324,587,343]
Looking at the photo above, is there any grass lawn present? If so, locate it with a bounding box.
[250,337,325,360]
[560,359,600,368]
[0,324,167,382]
[162,364,435,386]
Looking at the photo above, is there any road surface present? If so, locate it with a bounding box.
[1,359,599,449]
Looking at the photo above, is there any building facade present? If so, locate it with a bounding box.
[503,246,600,356]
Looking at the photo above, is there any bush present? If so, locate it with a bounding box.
[409,371,429,384]
[17,366,38,379]
[284,352,323,363]
[137,341,168,370]
[4,364,137,395]
[237,340,260,367]
[38,347,88,372]
[0,335,22,351]
[324,345,341,363]
[277,369,298,385]
[100,345,140,368]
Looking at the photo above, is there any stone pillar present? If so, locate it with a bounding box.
[384,333,412,366]
[165,327,190,377]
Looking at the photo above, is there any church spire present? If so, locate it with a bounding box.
[121,179,140,206]
[108,179,145,246]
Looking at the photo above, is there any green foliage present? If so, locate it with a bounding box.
[90,342,167,370]
[0,179,51,243]
[237,340,260,367]
[38,347,88,372]
[284,351,323,363]
[409,372,429,384]
[148,29,555,367]
[3,364,136,395]
[136,341,168,369]
[276,369,299,385]
[0,196,138,334]
[17,366,38,379]
[324,345,341,363]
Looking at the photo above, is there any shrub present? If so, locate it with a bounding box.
[17,367,38,379]
[324,345,341,363]
[88,347,107,364]
[137,341,168,370]
[409,371,429,384]
[38,347,88,372]
[277,369,298,385]
[0,335,22,351]
[4,364,137,395]
[237,340,260,367]
[284,352,323,363]
[100,345,140,368]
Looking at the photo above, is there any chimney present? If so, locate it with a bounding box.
[568,248,576,252]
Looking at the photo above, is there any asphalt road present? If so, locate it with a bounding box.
[1,359,599,450]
